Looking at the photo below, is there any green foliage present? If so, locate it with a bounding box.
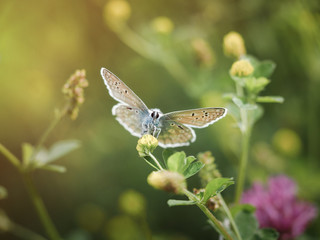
[233,210,279,240]
[22,140,80,172]
[165,151,204,178]
[167,199,196,207]
[202,178,234,203]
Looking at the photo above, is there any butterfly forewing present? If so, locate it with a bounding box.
[157,119,195,148]
[101,68,148,111]
[112,103,146,137]
[164,108,227,128]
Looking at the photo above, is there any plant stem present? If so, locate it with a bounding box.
[31,107,68,161]
[234,82,252,203]
[22,173,61,240]
[183,189,233,240]
[219,194,242,240]
[235,127,251,204]
[0,143,21,169]
[149,152,164,170]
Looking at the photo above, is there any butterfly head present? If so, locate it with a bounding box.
[150,108,162,120]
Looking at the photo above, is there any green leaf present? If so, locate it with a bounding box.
[235,210,259,240]
[249,105,264,126]
[253,60,276,78]
[167,199,196,207]
[230,204,256,217]
[232,97,257,110]
[167,151,186,173]
[183,161,204,178]
[162,149,175,168]
[245,77,270,94]
[40,164,67,173]
[0,186,8,199]
[252,228,279,240]
[256,96,284,103]
[202,178,234,202]
[22,142,34,166]
[35,140,81,165]
[232,96,245,108]
[227,103,241,123]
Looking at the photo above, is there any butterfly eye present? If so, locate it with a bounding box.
[156,112,159,119]
[151,112,155,118]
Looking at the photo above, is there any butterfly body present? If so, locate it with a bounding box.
[101,68,227,148]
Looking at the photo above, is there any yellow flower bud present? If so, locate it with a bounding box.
[136,134,158,157]
[119,190,146,217]
[230,59,254,77]
[272,128,302,157]
[147,170,186,194]
[151,16,174,34]
[223,31,246,59]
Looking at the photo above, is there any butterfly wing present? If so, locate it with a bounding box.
[112,103,147,137]
[157,118,196,148]
[164,107,227,128]
[101,68,149,111]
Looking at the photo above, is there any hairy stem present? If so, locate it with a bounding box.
[22,173,61,240]
[183,189,233,240]
[149,152,164,170]
[219,194,242,240]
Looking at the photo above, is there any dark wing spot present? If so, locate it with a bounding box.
[203,110,206,113]
[135,110,139,113]
[125,90,128,93]
[191,113,195,116]
[170,123,174,126]
[178,125,184,130]
[127,107,132,110]
[195,117,199,120]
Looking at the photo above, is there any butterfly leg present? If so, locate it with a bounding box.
[154,128,161,138]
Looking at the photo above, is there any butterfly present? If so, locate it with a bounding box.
[101,68,227,148]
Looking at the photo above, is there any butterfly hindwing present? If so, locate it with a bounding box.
[112,103,147,138]
[165,107,227,128]
[101,68,149,111]
[157,118,195,148]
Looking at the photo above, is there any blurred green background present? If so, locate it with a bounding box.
[0,0,319,239]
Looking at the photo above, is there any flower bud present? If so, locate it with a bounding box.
[119,190,146,217]
[230,59,254,77]
[198,151,221,186]
[62,69,88,120]
[223,31,246,59]
[136,135,158,157]
[151,17,174,34]
[147,170,186,194]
